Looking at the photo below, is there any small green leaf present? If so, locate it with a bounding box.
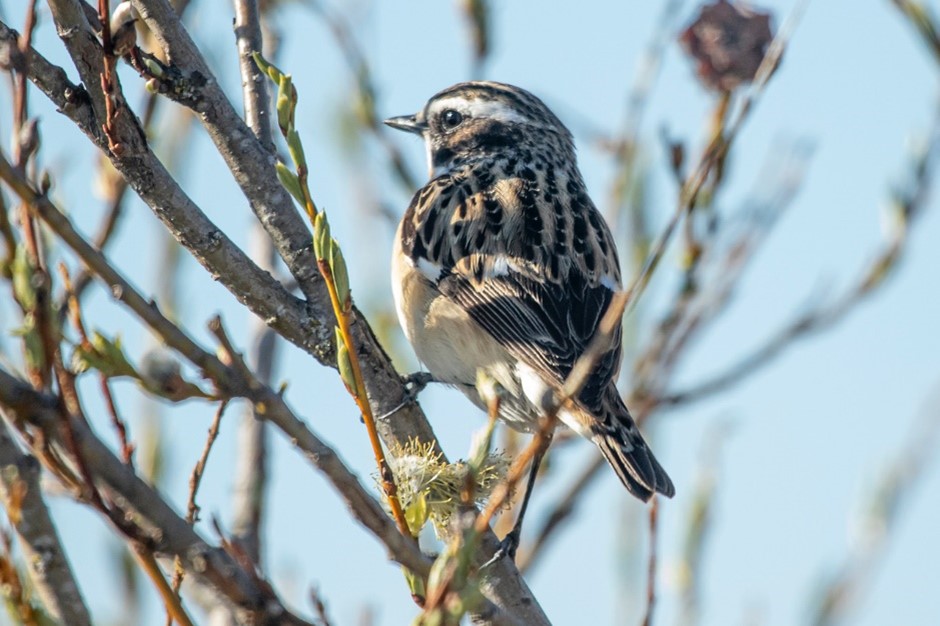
[91,332,139,378]
[16,315,45,374]
[275,161,305,204]
[287,128,307,170]
[276,73,295,136]
[335,326,357,395]
[402,566,426,607]
[329,241,351,309]
[72,332,139,378]
[12,245,37,311]
[251,52,282,83]
[313,212,331,261]
[405,492,429,536]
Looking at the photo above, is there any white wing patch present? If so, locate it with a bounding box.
[416,256,444,282]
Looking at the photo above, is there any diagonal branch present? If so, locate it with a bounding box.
[0,151,433,577]
[129,0,322,302]
[0,420,93,626]
[0,368,312,626]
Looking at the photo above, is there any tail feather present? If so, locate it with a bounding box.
[591,391,674,501]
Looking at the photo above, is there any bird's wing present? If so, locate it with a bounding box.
[401,172,623,413]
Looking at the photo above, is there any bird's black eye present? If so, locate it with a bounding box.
[440,109,464,130]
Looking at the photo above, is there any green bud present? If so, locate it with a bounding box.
[275,161,305,205]
[142,57,164,78]
[335,326,357,395]
[404,493,429,537]
[287,128,307,170]
[251,52,281,83]
[276,73,294,137]
[329,241,351,309]
[313,212,331,261]
[402,567,426,607]
[12,246,36,311]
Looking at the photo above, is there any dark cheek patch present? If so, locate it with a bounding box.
[432,147,455,170]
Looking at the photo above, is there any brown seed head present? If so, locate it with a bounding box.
[679,0,775,92]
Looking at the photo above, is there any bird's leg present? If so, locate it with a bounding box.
[403,371,436,399]
[375,372,438,421]
[492,432,552,563]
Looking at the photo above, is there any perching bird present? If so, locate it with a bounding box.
[386,81,674,557]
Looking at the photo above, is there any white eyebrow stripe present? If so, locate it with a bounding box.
[429,96,529,125]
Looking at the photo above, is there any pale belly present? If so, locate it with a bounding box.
[391,231,592,437]
[391,235,538,432]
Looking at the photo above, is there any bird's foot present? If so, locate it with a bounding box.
[481,529,521,569]
[403,371,436,401]
[376,372,438,421]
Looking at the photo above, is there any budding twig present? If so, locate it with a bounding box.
[253,53,412,542]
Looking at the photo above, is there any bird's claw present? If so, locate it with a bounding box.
[376,372,437,421]
[402,371,435,401]
[481,530,520,569]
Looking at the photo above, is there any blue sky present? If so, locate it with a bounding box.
[1,1,939,625]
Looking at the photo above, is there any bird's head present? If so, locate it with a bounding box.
[385,81,575,178]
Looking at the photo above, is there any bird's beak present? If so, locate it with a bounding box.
[384,114,428,135]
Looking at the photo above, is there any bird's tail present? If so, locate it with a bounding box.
[591,389,674,501]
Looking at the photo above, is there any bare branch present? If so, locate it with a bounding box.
[0,421,93,626]
[0,17,326,361]
[0,369,311,625]
[130,0,323,302]
[641,498,660,626]
[0,154,433,578]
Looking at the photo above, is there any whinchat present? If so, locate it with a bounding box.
[386,82,674,555]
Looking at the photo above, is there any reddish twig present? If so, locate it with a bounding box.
[641,497,660,626]
[167,399,229,624]
[59,263,135,465]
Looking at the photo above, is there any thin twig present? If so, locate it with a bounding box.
[168,399,229,622]
[516,453,605,573]
[641,497,660,626]
[131,544,196,626]
[60,263,136,465]
[188,400,228,525]
[306,0,419,194]
[677,422,730,626]
[317,259,412,539]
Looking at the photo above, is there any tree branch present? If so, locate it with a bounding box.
[5,8,552,621]
[0,368,312,626]
[0,420,93,626]
[230,0,276,567]
[130,0,323,302]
